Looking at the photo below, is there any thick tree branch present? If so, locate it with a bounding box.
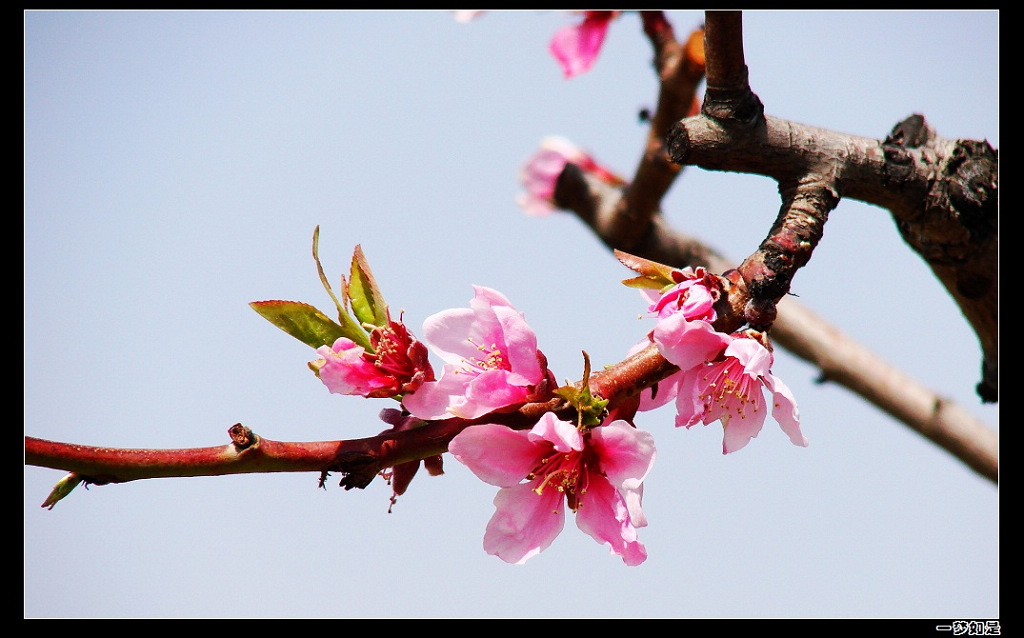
[541,10,997,483]
[553,158,997,485]
[671,10,998,401]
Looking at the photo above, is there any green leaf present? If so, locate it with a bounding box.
[309,226,375,350]
[250,300,371,350]
[312,226,348,322]
[347,244,389,328]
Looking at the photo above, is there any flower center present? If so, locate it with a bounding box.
[460,337,507,373]
[527,446,593,512]
[371,323,413,375]
[700,359,759,421]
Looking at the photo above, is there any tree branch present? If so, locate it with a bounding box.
[25,344,684,503]
[552,165,996,483]
[604,12,705,251]
[548,9,998,481]
[674,10,997,400]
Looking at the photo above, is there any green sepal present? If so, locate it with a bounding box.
[614,249,678,291]
[554,352,609,429]
[249,299,371,351]
[346,244,390,328]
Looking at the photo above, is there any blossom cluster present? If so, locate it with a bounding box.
[293,258,805,567]
[251,11,807,570]
[636,267,809,454]
[307,283,655,565]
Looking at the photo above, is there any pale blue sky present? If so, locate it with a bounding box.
[25,10,998,618]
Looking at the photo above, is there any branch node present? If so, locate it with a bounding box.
[666,120,691,165]
[228,423,258,450]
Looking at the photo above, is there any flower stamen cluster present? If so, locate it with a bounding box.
[312,315,434,399]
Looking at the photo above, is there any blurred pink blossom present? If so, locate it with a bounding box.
[451,10,484,23]
[517,136,624,216]
[549,11,620,78]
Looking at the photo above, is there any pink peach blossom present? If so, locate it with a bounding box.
[674,333,808,454]
[647,266,718,322]
[448,413,655,565]
[312,318,434,399]
[648,269,730,373]
[635,268,728,411]
[402,286,552,420]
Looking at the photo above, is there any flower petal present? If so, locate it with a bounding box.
[574,475,647,566]
[420,307,479,364]
[401,367,467,420]
[549,12,614,78]
[765,373,809,447]
[528,412,583,453]
[587,420,656,527]
[671,366,708,428]
[448,424,541,487]
[483,482,565,564]
[720,390,768,454]
[653,313,730,370]
[724,336,773,378]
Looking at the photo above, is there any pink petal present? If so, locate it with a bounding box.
[462,369,530,418]
[765,374,809,447]
[650,279,716,321]
[670,366,708,428]
[516,193,556,217]
[653,313,730,370]
[490,304,542,383]
[638,368,683,412]
[315,338,392,396]
[452,10,484,22]
[448,424,541,487]
[528,412,583,453]
[401,368,467,419]
[573,475,647,566]
[549,12,613,78]
[420,307,479,365]
[484,482,566,564]
[720,390,768,454]
[724,337,773,378]
[587,420,655,527]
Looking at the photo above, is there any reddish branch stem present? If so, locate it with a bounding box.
[25,345,681,490]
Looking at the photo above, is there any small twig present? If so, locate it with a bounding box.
[602,13,706,252]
